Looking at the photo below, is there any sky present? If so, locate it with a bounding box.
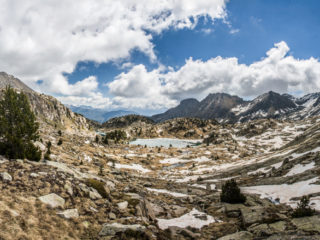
[1,0,320,115]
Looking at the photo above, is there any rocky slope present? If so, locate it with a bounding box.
[152,91,320,123]
[0,72,320,239]
[0,72,91,134]
[1,109,320,239]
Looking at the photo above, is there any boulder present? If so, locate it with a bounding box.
[224,203,246,218]
[117,201,128,210]
[64,181,73,196]
[171,205,189,217]
[99,223,146,236]
[108,212,116,220]
[291,215,320,233]
[248,221,286,236]
[34,141,46,151]
[30,173,39,178]
[218,231,253,240]
[241,206,281,227]
[58,209,79,219]
[39,193,65,208]
[89,189,102,200]
[0,172,12,181]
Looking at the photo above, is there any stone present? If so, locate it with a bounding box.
[292,215,320,233]
[109,212,116,220]
[218,231,254,240]
[149,203,165,217]
[241,206,280,227]
[39,193,65,208]
[89,189,102,200]
[171,205,188,217]
[30,173,39,178]
[224,203,246,218]
[34,141,46,151]
[105,180,115,190]
[64,181,73,196]
[248,222,286,236]
[58,209,79,219]
[117,201,128,210]
[79,183,90,194]
[0,172,12,181]
[269,221,287,232]
[99,223,146,236]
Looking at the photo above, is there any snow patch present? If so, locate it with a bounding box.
[157,208,219,230]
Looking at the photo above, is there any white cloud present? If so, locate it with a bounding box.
[108,41,320,109]
[108,65,177,109]
[0,0,228,107]
[229,28,239,34]
[57,93,113,109]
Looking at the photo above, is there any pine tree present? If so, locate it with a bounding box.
[0,86,41,161]
[220,179,246,204]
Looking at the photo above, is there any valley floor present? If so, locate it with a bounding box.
[0,117,320,239]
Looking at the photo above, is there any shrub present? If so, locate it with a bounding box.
[292,195,315,218]
[103,130,127,144]
[86,179,108,198]
[57,139,63,145]
[220,179,246,204]
[44,141,52,160]
[58,130,62,136]
[0,86,41,161]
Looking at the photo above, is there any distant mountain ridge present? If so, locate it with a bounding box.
[68,105,136,123]
[151,91,320,123]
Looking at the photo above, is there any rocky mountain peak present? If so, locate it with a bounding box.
[0,72,90,132]
[0,72,34,93]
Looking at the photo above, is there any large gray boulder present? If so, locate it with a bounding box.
[218,231,254,240]
[291,215,320,233]
[39,193,65,208]
[58,209,79,219]
[0,172,12,181]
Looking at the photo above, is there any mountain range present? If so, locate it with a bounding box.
[2,71,320,125]
[151,91,320,123]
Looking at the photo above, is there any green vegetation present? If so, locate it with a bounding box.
[220,179,246,204]
[103,130,127,144]
[292,195,315,218]
[0,86,41,161]
[86,179,108,198]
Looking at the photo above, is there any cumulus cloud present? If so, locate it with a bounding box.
[108,41,320,109]
[0,0,227,107]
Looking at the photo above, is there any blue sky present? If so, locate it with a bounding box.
[66,0,320,81]
[1,0,320,114]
